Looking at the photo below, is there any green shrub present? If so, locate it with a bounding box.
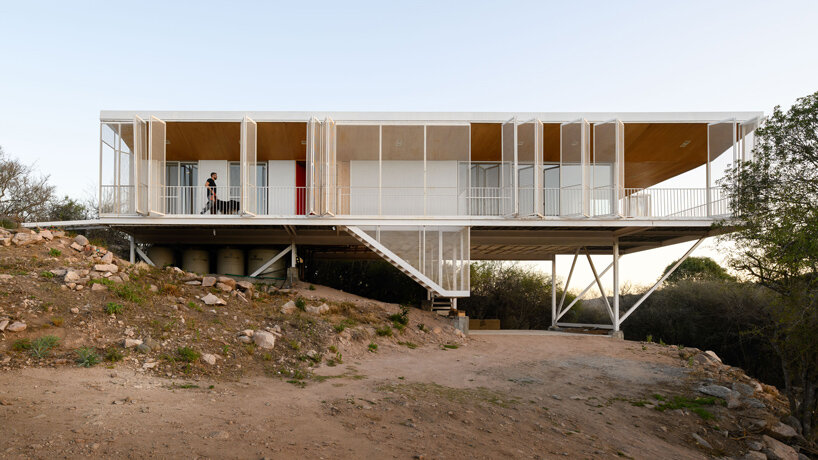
[294,297,306,311]
[75,347,100,367]
[51,316,64,327]
[12,338,31,351]
[375,326,393,337]
[105,302,123,315]
[29,335,60,359]
[40,271,54,279]
[48,248,61,257]
[104,347,124,362]
[368,343,378,352]
[176,347,200,363]
[388,305,410,326]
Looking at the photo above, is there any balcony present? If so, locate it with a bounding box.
[99,185,729,219]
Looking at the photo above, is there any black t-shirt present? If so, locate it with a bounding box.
[206,178,216,197]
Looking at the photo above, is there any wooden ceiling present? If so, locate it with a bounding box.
[135,120,712,189]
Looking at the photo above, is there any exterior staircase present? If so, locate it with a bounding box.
[431,296,456,315]
[342,225,467,298]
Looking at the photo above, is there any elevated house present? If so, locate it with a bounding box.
[85,110,762,333]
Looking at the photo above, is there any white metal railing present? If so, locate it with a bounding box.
[98,184,731,219]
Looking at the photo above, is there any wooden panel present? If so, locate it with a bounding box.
[166,122,240,161]
[426,125,469,161]
[382,125,424,160]
[470,123,501,162]
[623,123,707,188]
[338,125,379,161]
[258,122,306,161]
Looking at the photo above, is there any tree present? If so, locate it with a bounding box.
[722,91,818,439]
[662,256,735,284]
[46,196,91,222]
[0,146,55,222]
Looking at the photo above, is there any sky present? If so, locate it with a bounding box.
[1,1,817,291]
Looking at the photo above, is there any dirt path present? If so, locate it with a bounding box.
[0,335,722,459]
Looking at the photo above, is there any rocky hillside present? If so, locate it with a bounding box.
[0,227,465,383]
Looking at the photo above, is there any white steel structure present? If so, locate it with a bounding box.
[89,110,763,331]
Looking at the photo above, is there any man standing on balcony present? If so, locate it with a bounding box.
[201,172,218,215]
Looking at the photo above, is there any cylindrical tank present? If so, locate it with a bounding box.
[147,246,174,268]
[182,249,210,274]
[247,248,287,277]
[217,248,245,276]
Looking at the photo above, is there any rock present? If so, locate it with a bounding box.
[217,276,236,288]
[12,232,43,246]
[40,230,53,240]
[143,337,160,350]
[697,384,732,399]
[691,433,712,449]
[237,336,252,344]
[239,329,254,337]
[136,343,151,354]
[70,242,83,252]
[201,276,217,287]
[202,293,226,306]
[70,307,79,314]
[202,354,217,365]
[94,264,119,273]
[253,331,276,350]
[733,382,756,396]
[74,234,89,246]
[280,301,297,314]
[91,283,107,291]
[432,327,442,334]
[6,321,26,332]
[746,439,764,451]
[101,252,114,264]
[727,391,742,409]
[0,274,12,280]
[64,271,81,282]
[551,394,562,400]
[306,303,330,315]
[209,430,229,440]
[306,350,318,359]
[768,422,798,440]
[124,338,143,348]
[745,398,766,409]
[236,281,253,292]
[185,280,201,285]
[50,269,67,276]
[704,350,722,363]
[762,435,798,460]
[742,451,767,460]
[215,282,233,292]
[0,319,8,331]
[781,416,802,435]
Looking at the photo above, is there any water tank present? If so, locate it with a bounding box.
[182,249,210,274]
[147,246,174,268]
[247,248,287,277]
[217,248,245,276]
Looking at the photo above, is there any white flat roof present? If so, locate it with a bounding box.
[100,110,764,124]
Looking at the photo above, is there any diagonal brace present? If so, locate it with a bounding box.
[250,244,293,278]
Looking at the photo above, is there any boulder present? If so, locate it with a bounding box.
[239,329,254,337]
[0,274,12,280]
[101,252,114,264]
[69,242,84,252]
[743,451,767,460]
[74,234,89,246]
[6,321,26,332]
[691,433,712,450]
[94,264,118,273]
[253,331,276,350]
[306,303,330,315]
[143,337,161,350]
[768,422,798,440]
[0,319,8,331]
[237,336,252,344]
[202,354,217,365]
[124,338,143,348]
[40,230,53,241]
[12,232,42,246]
[697,384,732,399]
[727,391,742,409]
[70,308,79,314]
[201,293,226,306]
[733,382,756,396]
[280,301,297,314]
[50,269,67,276]
[91,283,107,291]
[762,435,798,460]
[236,281,254,292]
[217,276,236,289]
[135,343,151,354]
[215,282,233,292]
[201,276,217,287]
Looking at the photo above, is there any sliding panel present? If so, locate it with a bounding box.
[591,119,624,216]
[337,124,379,215]
[739,117,761,163]
[240,116,258,215]
[559,118,590,217]
[134,116,148,215]
[148,116,166,215]
[306,117,322,215]
[426,124,469,216]
[324,117,337,215]
[381,125,424,215]
[517,119,542,216]
[501,117,517,217]
[707,119,737,216]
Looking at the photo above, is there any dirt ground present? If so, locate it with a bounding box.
[0,333,765,459]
